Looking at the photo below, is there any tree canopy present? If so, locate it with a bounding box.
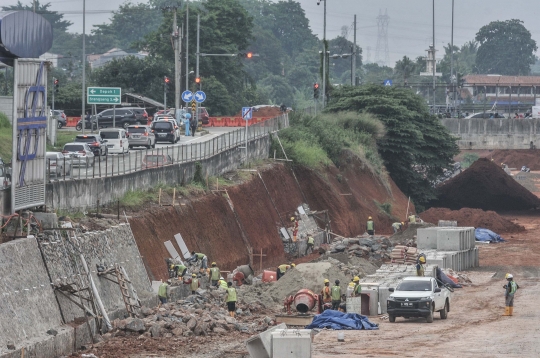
[475,19,537,75]
[324,85,459,209]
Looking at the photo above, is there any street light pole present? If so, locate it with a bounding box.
[195,14,200,126]
[432,0,436,113]
[322,0,326,107]
[81,0,86,135]
[450,0,455,111]
[185,1,189,108]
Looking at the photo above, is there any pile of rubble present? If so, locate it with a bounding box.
[106,290,275,340]
[327,235,394,264]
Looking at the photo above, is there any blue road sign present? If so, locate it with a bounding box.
[242,107,253,120]
[194,90,206,103]
[383,79,393,86]
[182,90,193,102]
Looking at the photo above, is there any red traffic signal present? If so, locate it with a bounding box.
[195,77,201,84]
[54,78,59,85]
[164,76,171,84]
[246,52,252,58]
[314,83,319,89]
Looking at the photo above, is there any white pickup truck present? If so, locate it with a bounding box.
[386,276,452,323]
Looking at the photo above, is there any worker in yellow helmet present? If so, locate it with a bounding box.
[305,235,315,255]
[321,279,332,303]
[366,216,375,236]
[277,264,290,280]
[392,222,405,234]
[352,276,362,297]
[502,273,519,316]
[416,255,426,276]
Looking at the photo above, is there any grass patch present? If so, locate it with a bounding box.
[0,112,12,160]
[47,131,78,152]
[120,190,154,208]
[375,200,392,216]
[461,153,479,169]
[177,182,207,197]
[55,209,86,219]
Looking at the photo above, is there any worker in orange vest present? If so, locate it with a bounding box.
[321,279,332,303]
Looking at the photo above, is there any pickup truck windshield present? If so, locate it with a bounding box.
[396,281,432,291]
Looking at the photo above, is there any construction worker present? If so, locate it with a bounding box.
[305,235,315,255]
[158,280,170,306]
[218,276,228,289]
[366,216,375,236]
[210,262,220,287]
[290,263,296,269]
[352,276,361,297]
[188,252,208,273]
[190,273,200,294]
[408,214,416,224]
[321,279,332,303]
[331,279,342,310]
[416,256,426,276]
[291,216,299,242]
[173,263,187,279]
[277,264,290,280]
[392,222,404,234]
[503,273,519,316]
[225,282,237,318]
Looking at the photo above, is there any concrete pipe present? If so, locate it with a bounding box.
[294,289,318,313]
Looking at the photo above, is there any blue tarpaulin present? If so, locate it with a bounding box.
[475,228,506,243]
[305,309,379,330]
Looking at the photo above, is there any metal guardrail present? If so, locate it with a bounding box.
[45,115,289,182]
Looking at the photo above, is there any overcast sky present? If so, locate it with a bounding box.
[4,0,540,66]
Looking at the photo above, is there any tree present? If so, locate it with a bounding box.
[475,19,537,75]
[259,75,294,105]
[361,63,393,84]
[2,1,72,34]
[438,41,478,82]
[394,56,416,86]
[324,84,459,209]
[328,36,362,85]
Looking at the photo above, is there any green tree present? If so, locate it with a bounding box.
[438,41,478,82]
[325,84,459,209]
[362,63,393,84]
[475,19,537,75]
[259,75,294,105]
[394,56,416,86]
[328,35,362,85]
[2,1,72,34]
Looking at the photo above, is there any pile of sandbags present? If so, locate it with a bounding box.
[390,245,419,265]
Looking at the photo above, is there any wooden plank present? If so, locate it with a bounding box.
[275,314,314,326]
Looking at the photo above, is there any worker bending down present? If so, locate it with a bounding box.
[172,263,187,278]
[503,273,519,316]
[188,251,208,273]
[218,276,228,289]
[392,222,404,234]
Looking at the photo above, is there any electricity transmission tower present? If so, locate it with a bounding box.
[375,9,389,66]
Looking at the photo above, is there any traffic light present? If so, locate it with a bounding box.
[54,78,59,93]
[195,77,201,84]
[164,76,171,86]
[313,83,320,99]
[238,52,253,58]
[457,72,465,87]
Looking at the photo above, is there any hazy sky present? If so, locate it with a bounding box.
[4,0,540,66]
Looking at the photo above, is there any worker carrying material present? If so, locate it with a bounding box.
[366,217,375,236]
[416,255,426,276]
[218,276,228,289]
[172,264,187,278]
[291,216,299,242]
[321,279,332,303]
[305,235,315,255]
[190,273,200,294]
[392,222,404,234]
[277,264,290,280]
[210,262,220,287]
[225,282,237,318]
[502,273,519,316]
[331,280,342,310]
[158,280,170,305]
[188,252,208,273]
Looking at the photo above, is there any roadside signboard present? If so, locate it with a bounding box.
[87,87,121,104]
[182,90,193,102]
[242,107,253,120]
[194,90,206,103]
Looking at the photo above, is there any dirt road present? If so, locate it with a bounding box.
[312,212,540,358]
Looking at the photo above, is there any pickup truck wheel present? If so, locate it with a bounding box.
[388,314,396,323]
[426,305,434,323]
[440,301,448,319]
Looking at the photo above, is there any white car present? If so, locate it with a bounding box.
[386,276,452,323]
[62,143,95,168]
[99,128,130,154]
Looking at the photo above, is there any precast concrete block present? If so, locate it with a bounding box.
[417,227,441,249]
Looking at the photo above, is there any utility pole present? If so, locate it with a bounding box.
[432,0,436,113]
[195,14,200,125]
[450,0,455,112]
[352,14,357,86]
[81,0,86,135]
[185,2,189,109]
[322,0,326,107]
[173,8,181,111]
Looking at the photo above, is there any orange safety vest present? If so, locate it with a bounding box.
[321,286,331,303]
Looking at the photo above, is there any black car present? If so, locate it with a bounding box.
[94,108,145,129]
[151,121,177,143]
[74,134,108,156]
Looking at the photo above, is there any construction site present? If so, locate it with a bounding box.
[1,150,540,358]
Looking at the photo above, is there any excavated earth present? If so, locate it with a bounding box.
[432,158,540,211]
[456,149,540,170]
[129,160,412,281]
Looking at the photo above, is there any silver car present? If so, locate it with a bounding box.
[127,125,156,149]
[62,142,95,168]
[46,152,72,177]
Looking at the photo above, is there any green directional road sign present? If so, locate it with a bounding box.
[87,87,121,104]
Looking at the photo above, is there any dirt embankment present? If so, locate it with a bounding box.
[456,149,540,170]
[420,207,525,233]
[432,158,540,211]
[130,161,412,281]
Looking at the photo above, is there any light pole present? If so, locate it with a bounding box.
[450,0,455,112]
[331,51,354,85]
[81,0,86,134]
[317,0,327,107]
[432,0,436,114]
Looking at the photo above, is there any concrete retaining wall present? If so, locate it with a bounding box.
[441,117,540,149]
[46,135,271,210]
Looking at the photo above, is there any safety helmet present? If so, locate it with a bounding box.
[353,276,360,282]
[212,262,216,266]
[170,264,174,269]
[335,279,340,284]
[505,273,513,279]
[348,282,355,287]
[220,276,224,280]
[291,263,296,268]
[191,251,196,255]
[419,256,426,263]
[192,273,197,277]
[401,222,404,225]
[185,113,191,119]
[324,279,330,284]
[368,216,372,220]
[167,279,172,284]
[291,217,295,221]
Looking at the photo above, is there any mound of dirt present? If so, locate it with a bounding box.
[420,207,525,233]
[233,105,283,118]
[456,149,540,171]
[389,222,434,245]
[432,158,540,211]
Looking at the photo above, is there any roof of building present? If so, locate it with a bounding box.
[464,75,540,86]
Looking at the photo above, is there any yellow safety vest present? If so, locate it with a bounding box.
[219,280,228,289]
[210,267,220,280]
[190,278,199,291]
[278,264,288,273]
[367,220,374,230]
[409,215,416,223]
[226,287,237,302]
[195,253,205,260]
[307,236,314,245]
[331,285,341,301]
[354,283,361,295]
[158,283,168,298]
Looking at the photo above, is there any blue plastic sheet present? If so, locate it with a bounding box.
[475,228,506,243]
[305,309,379,330]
